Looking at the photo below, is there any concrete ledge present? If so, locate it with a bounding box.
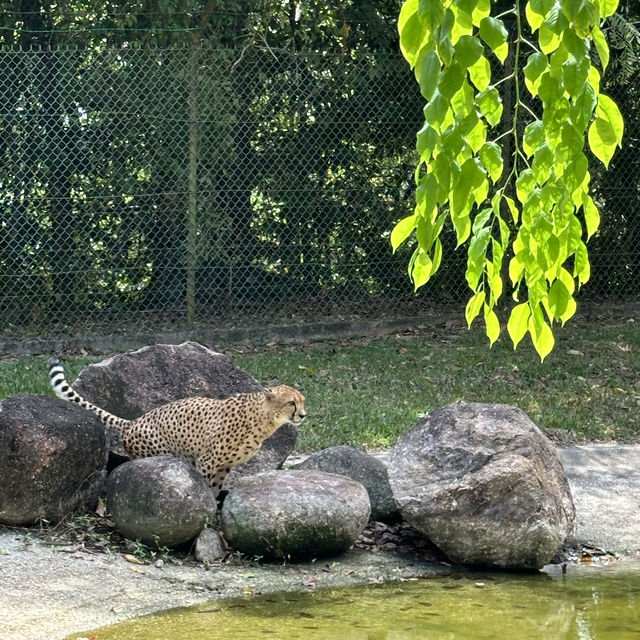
[0,315,443,357]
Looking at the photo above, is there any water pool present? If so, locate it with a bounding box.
[68,563,640,640]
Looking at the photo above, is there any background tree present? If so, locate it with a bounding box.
[0,0,637,337]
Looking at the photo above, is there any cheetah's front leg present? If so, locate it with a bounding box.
[195,454,230,499]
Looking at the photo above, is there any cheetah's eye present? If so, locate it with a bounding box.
[287,401,295,407]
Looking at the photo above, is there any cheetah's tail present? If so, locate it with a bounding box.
[47,357,130,432]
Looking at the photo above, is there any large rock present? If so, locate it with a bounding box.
[0,394,107,526]
[294,446,397,521]
[106,456,217,547]
[73,341,297,470]
[73,342,262,418]
[388,403,575,569]
[221,470,370,559]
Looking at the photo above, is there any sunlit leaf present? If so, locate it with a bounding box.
[411,250,433,289]
[465,290,485,326]
[591,25,609,70]
[581,193,600,239]
[468,55,491,91]
[391,214,417,252]
[507,302,530,348]
[484,303,501,345]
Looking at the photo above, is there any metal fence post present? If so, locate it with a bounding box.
[185,43,199,330]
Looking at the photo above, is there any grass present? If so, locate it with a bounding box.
[2,310,638,450]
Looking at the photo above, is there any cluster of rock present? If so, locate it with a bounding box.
[0,341,576,570]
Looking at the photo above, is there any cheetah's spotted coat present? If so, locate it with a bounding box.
[48,358,306,496]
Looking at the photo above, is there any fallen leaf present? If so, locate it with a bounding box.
[128,566,146,574]
[123,554,145,565]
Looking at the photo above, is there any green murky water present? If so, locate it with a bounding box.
[72,564,640,640]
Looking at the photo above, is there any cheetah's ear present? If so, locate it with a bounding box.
[264,388,276,401]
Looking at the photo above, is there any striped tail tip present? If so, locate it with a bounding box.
[48,357,69,396]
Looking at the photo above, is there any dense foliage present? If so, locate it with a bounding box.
[393,0,636,358]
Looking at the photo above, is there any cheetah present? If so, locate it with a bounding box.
[48,358,306,496]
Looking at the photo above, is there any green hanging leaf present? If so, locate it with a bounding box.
[418,0,447,31]
[399,2,429,66]
[523,120,545,156]
[599,0,619,17]
[539,25,561,54]
[591,25,609,71]
[476,87,503,125]
[411,250,434,289]
[479,17,509,62]
[581,193,600,239]
[417,123,439,160]
[391,214,417,252]
[465,290,485,326]
[507,302,531,348]
[526,0,556,31]
[472,0,491,25]
[548,279,571,318]
[528,305,555,360]
[469,55,491,90]
[415,49,442,100]
[574,240,591,283]
[432,237,444,273]
[479,142,503,182]
[571,83,597,130]
[523,52,548,95]
[424,92,450,128]
[484,303,501,345]
[454,35,485,67]
[588,116,618,168]
[439,63,466,99]
[596,93,624,146]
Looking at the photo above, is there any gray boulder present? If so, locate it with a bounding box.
[294,446,397,521]
[72,342,297,473]
[0,394,107,526]
[221,470,370,559]
[388,402,575,570]
[106,456,217,547]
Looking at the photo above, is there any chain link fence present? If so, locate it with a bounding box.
[0,42,638,340]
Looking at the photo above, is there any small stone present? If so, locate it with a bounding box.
[195,528,227,563]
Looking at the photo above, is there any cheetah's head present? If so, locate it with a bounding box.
[266,385,306,428]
